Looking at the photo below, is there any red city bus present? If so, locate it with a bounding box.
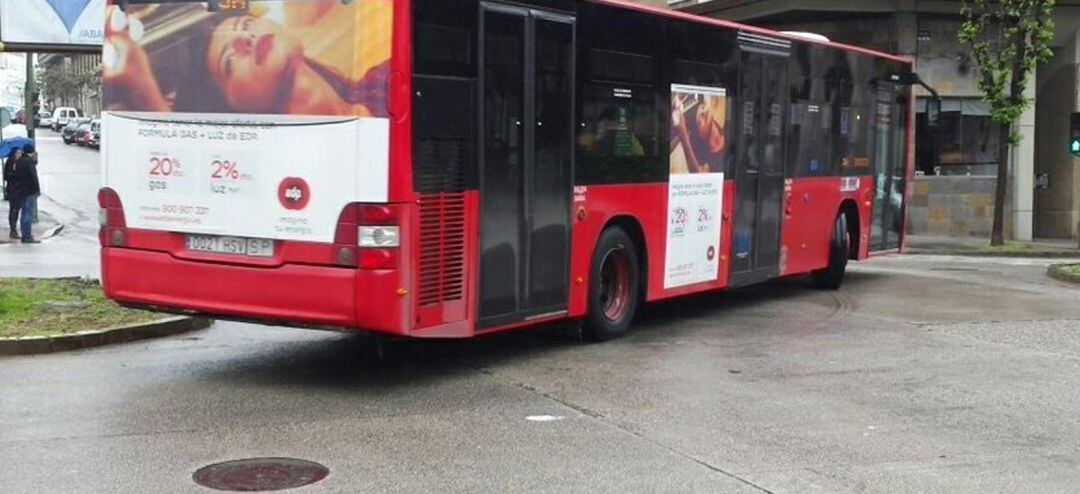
[100,0,914,340]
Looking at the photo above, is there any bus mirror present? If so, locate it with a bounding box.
[926,99,941,128]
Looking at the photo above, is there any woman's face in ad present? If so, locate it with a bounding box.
[207,16,303,112]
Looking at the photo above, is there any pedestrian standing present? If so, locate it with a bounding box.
[2,148,22,239]
[11,144,41,243]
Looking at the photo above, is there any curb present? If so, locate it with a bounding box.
[42,223,64,239]
[0,316,211,356]
[905,249,1080,259]
[0,218,64,245]
[1048,264,1080,284]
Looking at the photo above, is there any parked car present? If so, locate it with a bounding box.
[52,107,80,131]
[14,108,44,128]
[39,110,52,128]
[74,121,93,147]
[88,119,101,149]
[62,118,90,144]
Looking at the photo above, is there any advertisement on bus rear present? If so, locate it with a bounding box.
[101,0,392,242]
[665,84,727,289]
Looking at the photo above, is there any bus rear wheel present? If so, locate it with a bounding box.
[813,212,850,290]
[584,227,641,341]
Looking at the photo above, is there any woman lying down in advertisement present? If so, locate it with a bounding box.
[102,0,391,117]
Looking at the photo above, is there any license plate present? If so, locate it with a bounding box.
[185,235,274,258]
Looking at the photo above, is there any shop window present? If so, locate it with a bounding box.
[917,98,999,176]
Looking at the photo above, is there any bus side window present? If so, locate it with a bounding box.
[576,3,663,185]
[412,0,475,77]
[577,52,660,183]
[412,0,478,193]
[823,51,857,177]
[788,45,845,178]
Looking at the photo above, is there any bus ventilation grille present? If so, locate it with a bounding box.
[414,138,468,193]
[418,193,466,306]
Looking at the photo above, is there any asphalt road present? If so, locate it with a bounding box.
[2,253,1079,493]
[4,130,1080,492]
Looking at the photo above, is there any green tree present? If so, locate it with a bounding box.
[959,0,1055,246]
[36,62,101,111]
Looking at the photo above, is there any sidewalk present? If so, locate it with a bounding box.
[0,200,62,244]
[904,234,1080,258]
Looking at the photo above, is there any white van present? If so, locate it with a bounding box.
[52,107,80,131]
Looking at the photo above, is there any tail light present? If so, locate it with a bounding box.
[334,203,402,269]
[98,187,127,247]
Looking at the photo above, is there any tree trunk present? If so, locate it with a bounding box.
[993,17,1031,247]
[991,123,1011,246]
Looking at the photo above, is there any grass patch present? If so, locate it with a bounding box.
[0,278,159,338]
[976,242,1033,253]
[1061,264,1080,277]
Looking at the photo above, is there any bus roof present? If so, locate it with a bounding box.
[589,0,913,65]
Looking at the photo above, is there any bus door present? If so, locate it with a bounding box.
[730,46,789,286]
[477,4,575,328]
[869,83,906,251]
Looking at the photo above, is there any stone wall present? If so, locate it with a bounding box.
[1034,30,1080,239]
[907,176,999,237]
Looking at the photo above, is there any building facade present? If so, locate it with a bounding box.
[0,53,27,110]
[655,0,1080,241]
[38,53,102,118]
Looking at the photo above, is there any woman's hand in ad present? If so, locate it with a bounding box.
[103,6,170,112]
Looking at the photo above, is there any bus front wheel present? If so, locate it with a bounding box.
[813,212,850,290]
[584,227,641,341]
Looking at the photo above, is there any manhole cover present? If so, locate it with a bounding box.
[193,458,329,492]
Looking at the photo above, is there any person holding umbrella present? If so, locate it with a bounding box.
[9,144,41,243]
[3,146,23,238]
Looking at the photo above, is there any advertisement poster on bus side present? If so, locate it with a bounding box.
[664,84,727,289]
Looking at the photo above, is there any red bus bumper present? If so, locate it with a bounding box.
[102,247,408,334]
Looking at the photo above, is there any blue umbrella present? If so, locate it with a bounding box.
[0,137,34,158]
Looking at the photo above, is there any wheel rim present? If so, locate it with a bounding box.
[599,248,631,321]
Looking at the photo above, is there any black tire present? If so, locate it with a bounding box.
[583,227,642,341]
[813,213,849,290]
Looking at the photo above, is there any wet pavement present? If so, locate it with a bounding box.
[4,131,1080,492]
[0,130,101,278]
[2,254,1078,493]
